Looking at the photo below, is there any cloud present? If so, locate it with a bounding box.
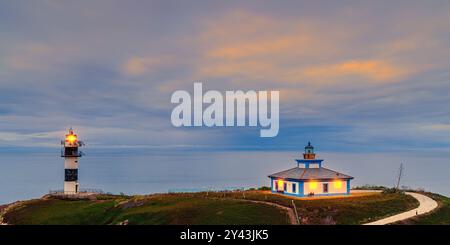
[2,43,53,72]
[1,2,450,151]
[207,36,314,60]
[421,124,450,131]
[302,60,408,82]
[121,56,172,77]
[192,10,425,90]
[0,130,62,147]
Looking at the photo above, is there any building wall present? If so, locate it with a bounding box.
[64,158,78,169]
[271,178,351,197]
[64,181,78,194]
[297,163,320,168]
[271,179,300,195]
[303,180,348,195]
[64,158,78,194]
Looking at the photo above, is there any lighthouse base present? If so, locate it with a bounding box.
[64,181,79,195]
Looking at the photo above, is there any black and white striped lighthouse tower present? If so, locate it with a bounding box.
[61,128,84,194]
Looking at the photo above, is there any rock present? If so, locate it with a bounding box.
[117,220,129,225]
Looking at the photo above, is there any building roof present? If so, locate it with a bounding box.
[268,167,353,181]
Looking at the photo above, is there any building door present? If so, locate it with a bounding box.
[323,183,329,193]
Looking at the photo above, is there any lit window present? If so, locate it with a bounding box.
[309,181,317,190]
[334,180,342,188]
[277,179,284,191]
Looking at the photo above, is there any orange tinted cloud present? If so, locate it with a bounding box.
[4,43,52,71]
[192,10,428,89]
[208,36,313,60]
[303,60,407,82]
[121,56,173,77]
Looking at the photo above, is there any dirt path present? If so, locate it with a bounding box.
[364,192,438,225]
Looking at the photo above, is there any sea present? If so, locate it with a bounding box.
[0,149,449,204]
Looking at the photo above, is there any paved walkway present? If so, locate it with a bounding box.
[364,192,438,225]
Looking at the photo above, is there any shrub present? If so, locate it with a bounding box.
[382,188,404,194]
[352,185,387,191]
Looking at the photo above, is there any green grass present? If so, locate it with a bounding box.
[3,199,121,225]
[3,195,289,225]
[202,191,419,224]
[110,195,289,225]
[3,191,418,225]
[393,193,450,225]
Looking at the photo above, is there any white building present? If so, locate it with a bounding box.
[268,142,353,197]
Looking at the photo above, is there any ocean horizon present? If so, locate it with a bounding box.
[1,149,449,205]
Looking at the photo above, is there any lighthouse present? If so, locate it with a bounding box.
[61,128,84,194]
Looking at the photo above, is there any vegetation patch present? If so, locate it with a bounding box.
[3,199,120,225]
[202,191,418,224]
[3,194,289,225]
[3,190,419,225]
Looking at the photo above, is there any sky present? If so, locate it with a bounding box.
[1,0,450,152]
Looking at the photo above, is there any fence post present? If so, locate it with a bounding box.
[291,200,300,225]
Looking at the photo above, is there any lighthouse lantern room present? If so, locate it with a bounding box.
[61,128,84,194]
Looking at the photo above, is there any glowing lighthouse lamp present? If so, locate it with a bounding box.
[61,128,84,195]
